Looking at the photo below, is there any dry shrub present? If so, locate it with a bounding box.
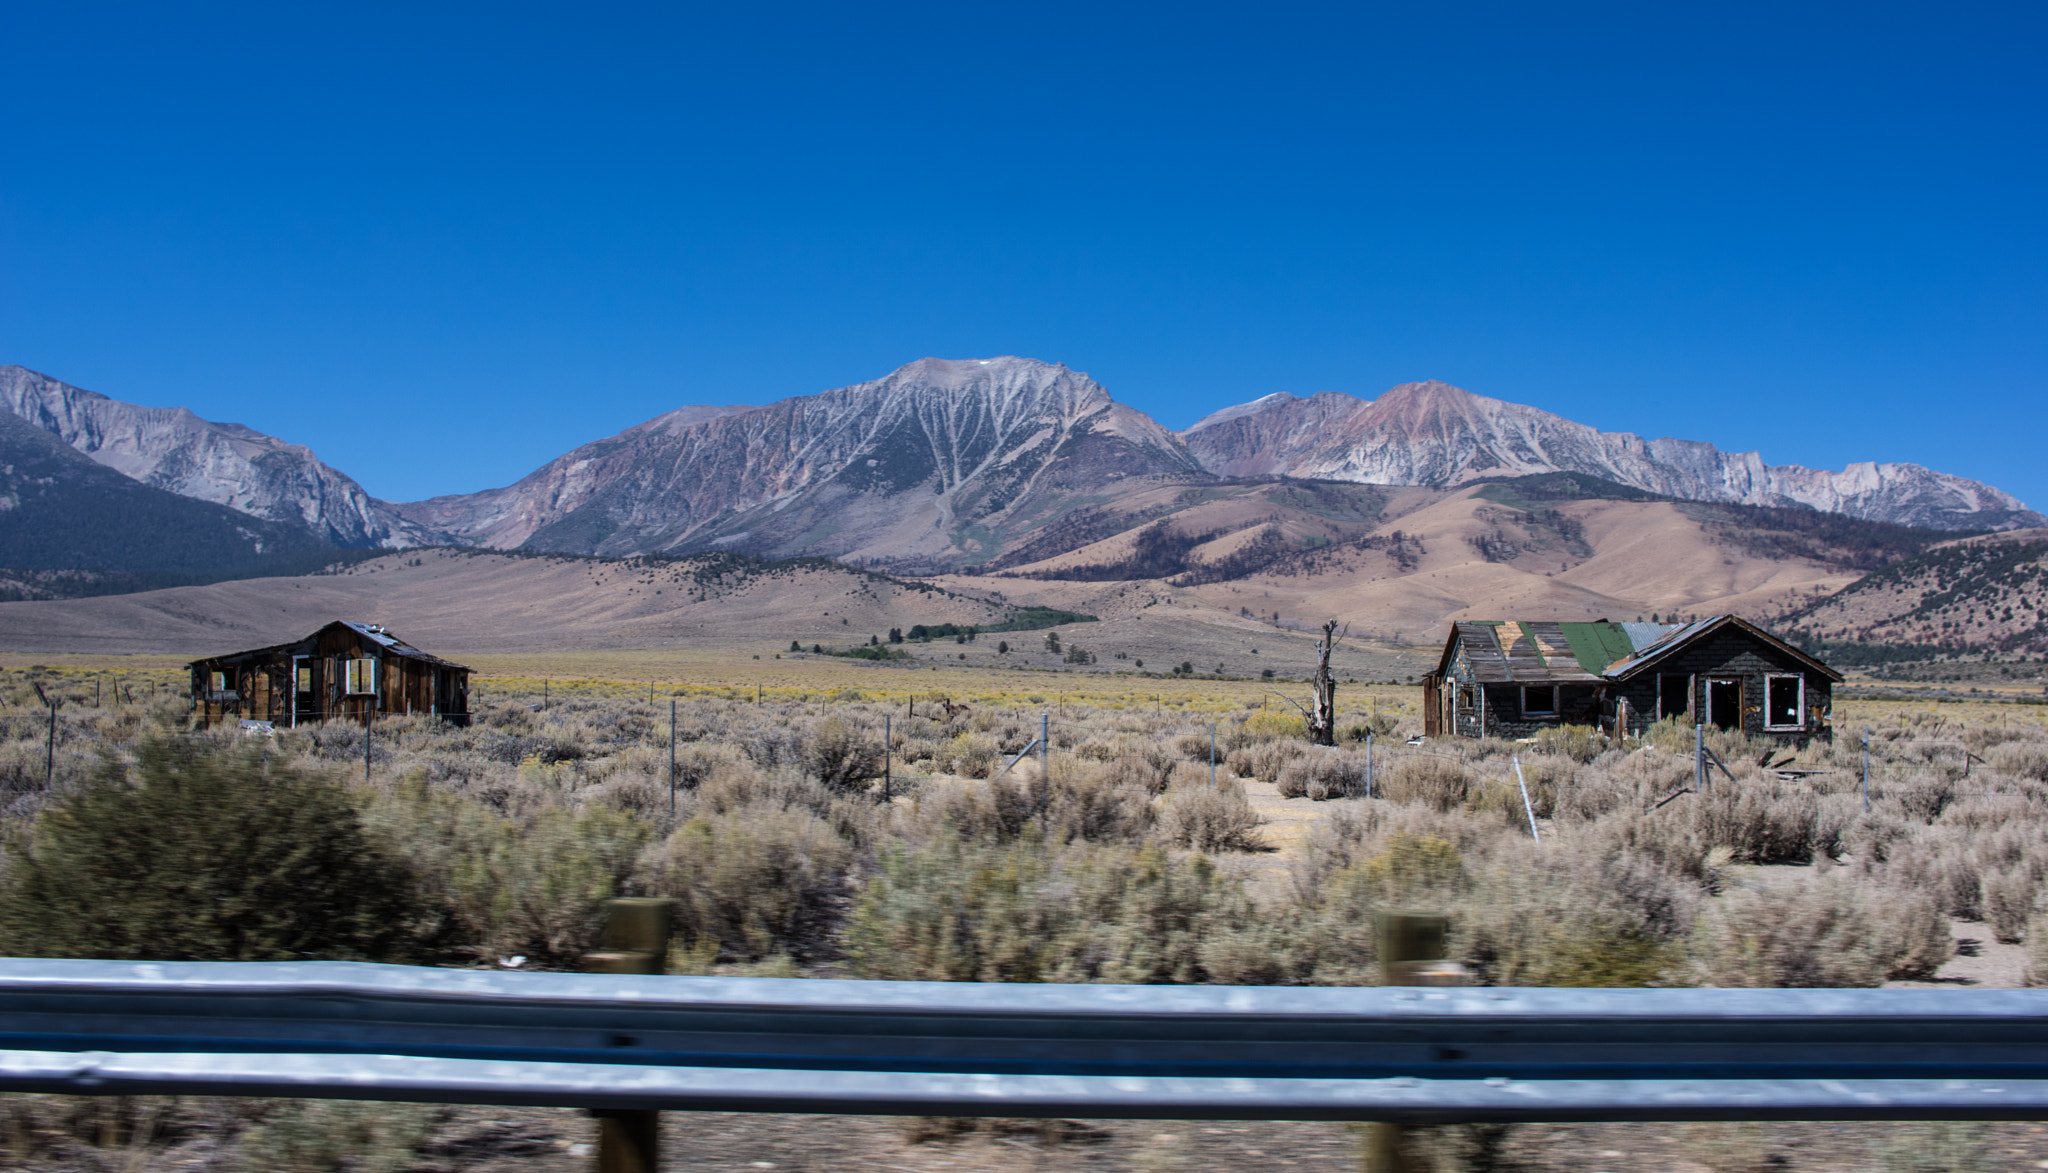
[581,769,669,818]
[1890,770,1962,823]
[1866,1121,1995,1173]
[848,840,1263,983]
[1378,754,1474,811]
[1988,740,2048,783]
[1276,749,1369,800]
[1242,709,1305,741]
[1173,731,1216,762]
[235,1099,441,1173]
[937,733,1002,779]
[1693,878,1948,987]
[909,776,1041,843]
[1455,845,1696,987]
[652,743,713,793]
[1553,749,1690,822]
[1345,830,1467,904]
[1048,762,1157,844]
[1980,865,2035,943]
[806,716,885,791]
[1099,750,1173,794]
[1289,802,1389,899]
[1342,711,1399,742]
[1073,739,1117,762]
[1226,739,1305,784]
[1532,724,1605,763]
[1672,1123,1777,1173]
[1870,834,1982,919]
[659,806,853,961]
[910,761,1154,847]
[696,760,827,817]
[1159,775,1265,852]
[1690,780,1826,864]
[2024,910,2048,986]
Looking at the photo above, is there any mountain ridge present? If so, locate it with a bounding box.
[387,356,1206,569]
[1179,380,2040,531]
[0,359,2035,583]
[0,365,439,548]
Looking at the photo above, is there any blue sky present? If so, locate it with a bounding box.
[3,2,2043,509]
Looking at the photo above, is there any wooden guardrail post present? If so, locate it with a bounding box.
[582,897,675,974]
[590,1108,659,1173]
[582,898,676,1172]
[1367,911,1466,1172]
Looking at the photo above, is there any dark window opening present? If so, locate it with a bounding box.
[1658,675,1689,719]
[1522,685,1557,716]
[1766,675,1803,729]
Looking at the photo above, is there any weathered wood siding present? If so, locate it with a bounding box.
[191,622,470,729]
[1605,630,1833,745]
[1422,621,1835,745]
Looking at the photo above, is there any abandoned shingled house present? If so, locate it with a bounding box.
[190,621,471,729]
[1421,616,1840,744]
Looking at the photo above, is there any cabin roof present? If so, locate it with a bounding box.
[189,621,469,672]
[1599,614,1843,682]
[1437,620,1673,683]
[1433,615,1838,684]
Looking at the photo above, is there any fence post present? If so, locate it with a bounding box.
[883,714,892,803]
[1695,723,1706,792]
[668,699,677,818]
[1862,727,1871,812]
[1365,731,1373,799]
[1039,712,1050,836]
[1209,722,1216,789]
[1514,755,1540,841]
[364,720,371,785]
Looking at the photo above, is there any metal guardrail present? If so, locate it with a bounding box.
[3,959,2048,1121]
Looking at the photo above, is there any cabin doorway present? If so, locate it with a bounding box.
[1707,678,1743,731]
[292,656,314,726]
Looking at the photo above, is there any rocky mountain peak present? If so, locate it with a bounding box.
[389,356,1204,567]
[0,365,436,548]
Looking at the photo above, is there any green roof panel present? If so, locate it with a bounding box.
[1557,621,1636,675]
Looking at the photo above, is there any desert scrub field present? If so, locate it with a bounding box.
[0,665,2044,989]
[4,669,2048,1170]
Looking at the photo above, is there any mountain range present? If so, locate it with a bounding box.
[0,357,2037,579]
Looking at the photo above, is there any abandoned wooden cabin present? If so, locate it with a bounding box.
[1421,616,1840,745]
[190,621,471,728]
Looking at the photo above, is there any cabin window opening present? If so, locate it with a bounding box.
[1657,675,1689,719]
[1765,675,1804,730]
[344,657,378,695]
[296,667,313,691]
[209,671,228,694]
[1522,685,1557,717]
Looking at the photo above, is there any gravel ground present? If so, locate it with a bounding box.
[355,1110,2048,1172]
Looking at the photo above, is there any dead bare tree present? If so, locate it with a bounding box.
[1309,620,1343,746]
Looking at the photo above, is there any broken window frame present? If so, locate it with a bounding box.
[344,656,378,696]
[1764,673,1805,731]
